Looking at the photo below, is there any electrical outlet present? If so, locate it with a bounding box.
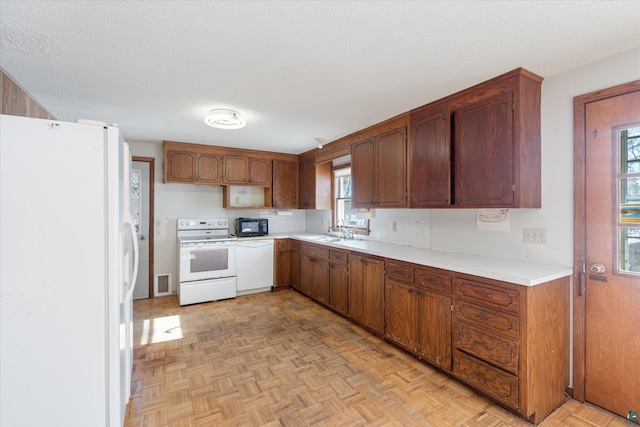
[392,221,398,232]
[523,228,547,244]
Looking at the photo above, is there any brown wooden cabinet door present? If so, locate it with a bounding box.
[290,242,300,289]
[410,107,451,206]
[298,157,314,208]
[313,258,330,304]
[195,153,222,183]
[223,155,249,184]
[248,157,271,185]
[329,262,348,315]
[351,138,376,207]
[348,255,365,322]
[362,256,385,334]
[385,280,414,348]
[349,254,385,334]
[299,254,314,296]
[376,127,407,207]
[454,91,514,206]
[352,127,407,208]
[274,240,290,289]
[272,159,297,208]
[165,150,195,182]
[414,289,452,370]
[297,157,331,209]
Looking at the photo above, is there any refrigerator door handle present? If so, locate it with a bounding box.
[123,212,139,302]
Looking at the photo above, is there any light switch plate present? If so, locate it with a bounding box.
[523,228,547,244]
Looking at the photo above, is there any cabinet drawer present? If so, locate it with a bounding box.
[275,239,289,251]
[330,249,348,265]
[454,301,519,340]
[455,278,520,314]
[454,322,519,374]
[301,243,329,260]
[386,261,414,284]
[454,350,519,409]
[416,268,451,295]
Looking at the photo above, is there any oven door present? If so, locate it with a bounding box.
[179,241,236,282]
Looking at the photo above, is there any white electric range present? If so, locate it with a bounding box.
[177,218,237,305]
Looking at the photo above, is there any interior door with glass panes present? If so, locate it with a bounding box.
[584,89,640,418]
[132,160,150,299]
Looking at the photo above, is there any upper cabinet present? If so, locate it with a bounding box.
[164,141,298,208]
[272,159,298,209]
[298,154,331,209]
[223,155,271,186]
[410,68,542,208]
[410,104,451,206]
[351,115,409,209]
[164,149,222,184]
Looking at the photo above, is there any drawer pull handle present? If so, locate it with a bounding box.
[476,314,494,323]
[485,345,493,350]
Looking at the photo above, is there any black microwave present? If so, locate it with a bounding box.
[234,218,268,237]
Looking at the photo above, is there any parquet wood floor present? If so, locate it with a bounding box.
[124,290,629,427]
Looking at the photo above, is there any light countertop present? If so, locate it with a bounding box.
[265,232,572,287]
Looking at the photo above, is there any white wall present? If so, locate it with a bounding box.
[130,47,639,295]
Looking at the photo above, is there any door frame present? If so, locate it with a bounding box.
[132,156,155,298]
[572,80,640,401]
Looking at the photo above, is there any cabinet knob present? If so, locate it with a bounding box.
[455,197,462,203]
[442,197,449,203]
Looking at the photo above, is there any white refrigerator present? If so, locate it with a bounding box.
[0,114,139,427]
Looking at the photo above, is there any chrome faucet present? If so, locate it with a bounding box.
[339,224,354,240]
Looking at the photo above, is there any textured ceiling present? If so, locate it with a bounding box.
[1,1,639,154]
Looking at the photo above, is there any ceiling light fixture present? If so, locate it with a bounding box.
[204,109,246,129]
[315,137,325,150]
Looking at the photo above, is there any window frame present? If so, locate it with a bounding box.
[331,164,370,235]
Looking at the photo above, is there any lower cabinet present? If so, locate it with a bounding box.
[385,260,452,370]
[274,239,291,289]
[348,252,385,334]
[452,274,569,424]
[290,241,300,290]
[329,249,349,315]
[300,243,330,303]
[292,239,569,425]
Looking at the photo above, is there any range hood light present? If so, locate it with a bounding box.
[204,109,246,129]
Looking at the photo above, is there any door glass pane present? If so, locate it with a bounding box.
[619,227,640,273]
[131,168,141,233]
[617,126,640,274]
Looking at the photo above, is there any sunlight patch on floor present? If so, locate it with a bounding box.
[139,315,183,345]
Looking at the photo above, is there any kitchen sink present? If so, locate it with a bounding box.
[306,235,344,243]
[315,236,343,242]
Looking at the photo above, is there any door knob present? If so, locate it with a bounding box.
[139,234,147,241]
[590,263,606,274]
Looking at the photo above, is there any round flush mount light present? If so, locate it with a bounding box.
[204,109,246,129]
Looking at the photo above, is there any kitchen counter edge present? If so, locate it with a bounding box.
[267,232,572,287]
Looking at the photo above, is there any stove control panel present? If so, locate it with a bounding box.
[178,218,229,230]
